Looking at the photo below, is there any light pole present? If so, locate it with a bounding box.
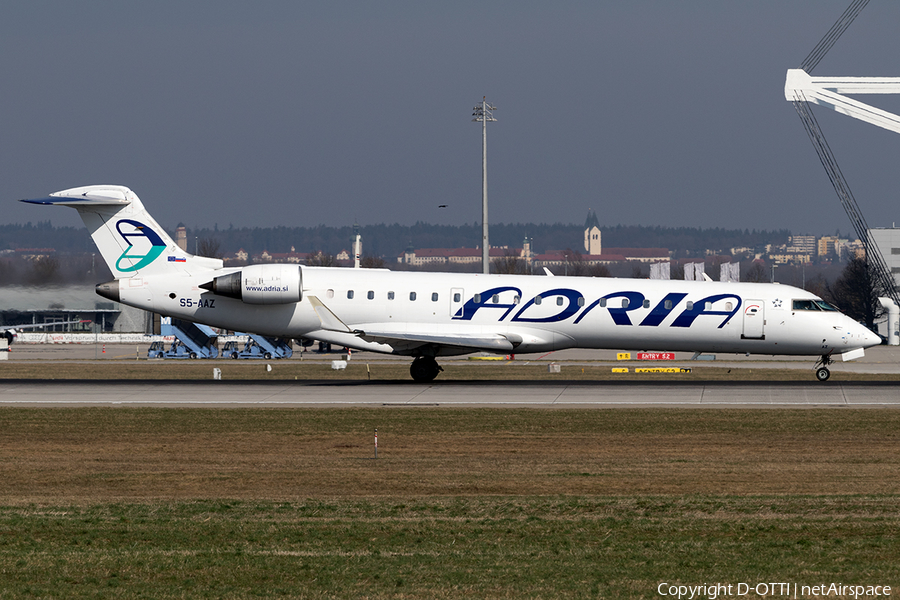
[472,97,496,275]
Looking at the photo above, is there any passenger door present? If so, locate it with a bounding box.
[742,300,765,339]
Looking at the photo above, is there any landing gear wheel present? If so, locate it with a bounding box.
[814,354,834,382]
[410,356,443,383]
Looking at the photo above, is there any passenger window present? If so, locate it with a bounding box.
[432,292,438,302]
[726,302,733,311]
[367,291,374,300]
[686,301,693,310]
[453,293,461,302]
[643,299,650,309]
[388,291,395,300]
[535,296,542,305]
[513,295,520,304]
[326,289,334,299]
[622,298,629,308]
[492,294,499,304]
[347,290,354,299]
[409,292,417,301]
[664,300,672,310]
[557,297,564,306]
[577,297,585,307]
[705,302,712,310]
[600,298,607,308]
[474,294,481,304]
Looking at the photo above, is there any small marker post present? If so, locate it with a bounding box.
[374,428,378,459]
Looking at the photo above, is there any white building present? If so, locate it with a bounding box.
[869,228,900,287]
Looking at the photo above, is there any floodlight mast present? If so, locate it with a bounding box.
[472,98,497,274]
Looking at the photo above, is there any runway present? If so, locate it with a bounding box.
[1,380,898,407]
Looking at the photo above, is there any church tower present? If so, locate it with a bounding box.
[584,209,601,255]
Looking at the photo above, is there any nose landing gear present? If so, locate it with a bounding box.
[410,356,443,383]
[814,354,833,382]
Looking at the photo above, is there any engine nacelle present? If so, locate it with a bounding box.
[201,264,302,305]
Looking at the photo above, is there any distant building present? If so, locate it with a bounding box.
[13,248,55,260]
[817,236,839,257]
[522,237,534,266]
[770,252,813,265]
[869,228,900,287]
[175,224,187,251]
[532,248,669,269]
[398,247,520,267]
[787,235,816,255]
[846,239,866,260]
[584,209,601,255]
[0,285,149,333]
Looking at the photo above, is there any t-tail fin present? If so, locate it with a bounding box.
[21,185,222,278]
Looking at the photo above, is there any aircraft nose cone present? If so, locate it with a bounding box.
[863,327,883,348]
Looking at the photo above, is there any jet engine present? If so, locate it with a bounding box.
[200,264,302,305]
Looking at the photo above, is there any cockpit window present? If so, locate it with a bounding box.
[792,299,820,311]
[815,300,838,311]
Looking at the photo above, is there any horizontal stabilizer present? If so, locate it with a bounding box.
[21,185,132,207]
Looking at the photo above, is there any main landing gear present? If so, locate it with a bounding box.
[410,356,443,383]
[814,354,833,382]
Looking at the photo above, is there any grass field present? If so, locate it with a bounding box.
[0,407,899,598]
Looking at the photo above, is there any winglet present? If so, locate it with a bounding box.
[306,296,352,332]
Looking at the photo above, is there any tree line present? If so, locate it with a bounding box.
[1,221,793,259]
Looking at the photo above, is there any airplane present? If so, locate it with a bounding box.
[22,184,881,382]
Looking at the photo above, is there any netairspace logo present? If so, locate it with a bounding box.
[657,582,892,599]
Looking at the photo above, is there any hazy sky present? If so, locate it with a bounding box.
[2,1,899,235]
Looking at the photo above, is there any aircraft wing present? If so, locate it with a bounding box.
[356,329,517,352]
[305,295,519,352]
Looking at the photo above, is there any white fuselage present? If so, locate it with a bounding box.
[115,266,878,358]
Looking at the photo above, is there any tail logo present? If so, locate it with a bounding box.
[115,219,166,272]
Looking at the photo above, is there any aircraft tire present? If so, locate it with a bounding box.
[816,367,831,382]
[410,356,441,383]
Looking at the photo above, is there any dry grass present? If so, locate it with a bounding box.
[1,408,899,503]
[1,408,899,598]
